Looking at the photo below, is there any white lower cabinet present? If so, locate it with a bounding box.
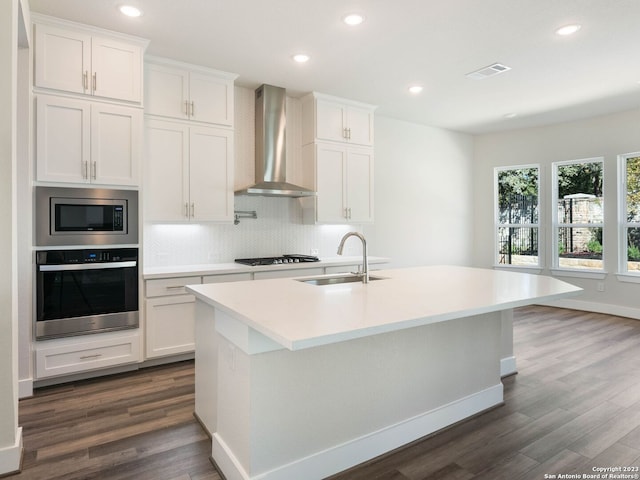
[145,276,202,359]
[35,330,140,379]
[144,273,250,359]
[145,295,197,358]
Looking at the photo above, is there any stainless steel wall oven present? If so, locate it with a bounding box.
[35,248,139,340]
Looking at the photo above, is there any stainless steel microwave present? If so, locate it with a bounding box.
[35,187,138,246]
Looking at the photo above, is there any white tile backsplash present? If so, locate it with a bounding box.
[143,195,362,267]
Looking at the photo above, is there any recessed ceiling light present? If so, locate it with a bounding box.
[408,85,423,94]
[343,14,364,26]
[555,24,581,36]
[119,5,143,17]
[292,53,310,63]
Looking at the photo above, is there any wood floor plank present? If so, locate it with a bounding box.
[567,400,640,459]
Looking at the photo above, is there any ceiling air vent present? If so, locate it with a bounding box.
[466,63,512,80]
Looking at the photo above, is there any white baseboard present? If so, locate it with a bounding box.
[211,383,504,480]
[541,298,640,320]
[500,356,517,377]
[18,378,33,399]
[0,427,23,476]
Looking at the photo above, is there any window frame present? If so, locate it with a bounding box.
[617,152,640,282]
[493,164,541,271]
[551,157,605,277]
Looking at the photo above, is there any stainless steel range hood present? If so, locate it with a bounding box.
[235,84,316,197]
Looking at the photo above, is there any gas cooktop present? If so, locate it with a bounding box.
[234,254,320,266]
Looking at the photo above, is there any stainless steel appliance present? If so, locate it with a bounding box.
[234,84,316,197]
[35,186,138,246]
[35,248,139,340]
[235,254,319,266]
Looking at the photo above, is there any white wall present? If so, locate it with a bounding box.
[0,0,24,474]
[473,108,640,317]
[365,116,474,268]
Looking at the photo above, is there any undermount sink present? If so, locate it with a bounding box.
[296,274,386,286]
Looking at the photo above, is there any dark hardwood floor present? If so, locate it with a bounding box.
[8,306,640,480]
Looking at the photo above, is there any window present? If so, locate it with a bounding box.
[620,153,640,275]
[552,158,604,271]
[495,166,539,267]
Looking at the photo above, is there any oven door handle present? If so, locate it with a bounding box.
[39,261,137,272]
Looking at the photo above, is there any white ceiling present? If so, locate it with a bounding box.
[28,0,640,134]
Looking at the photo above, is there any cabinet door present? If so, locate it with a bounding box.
[91,104,141,186]
[35,24,91,95]
[346,106,374,146]
[316,143,347,223]
[145,120,190,221]
[91,36,142,102]
[315,98,347,143]
[145,295,196,358]
[346,148,374,223]
[189,126,234,222]
[145,63,190,120]
[189,72,234,126]
[36,95,91,183]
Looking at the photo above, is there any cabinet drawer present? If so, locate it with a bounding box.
[35,331,140,379]
[146,276,202,297]
[253,267,324,280]
[202,273,252,284]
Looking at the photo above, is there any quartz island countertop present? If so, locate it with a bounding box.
[186,265,582,351]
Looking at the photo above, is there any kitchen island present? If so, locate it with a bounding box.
[187,265,581,480]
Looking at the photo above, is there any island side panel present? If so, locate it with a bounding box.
[500,309,517,376]
[213,311,503,479]
[194,300,219,435]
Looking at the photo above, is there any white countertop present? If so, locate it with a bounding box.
[187,265,583,350]
[143,256,389,279]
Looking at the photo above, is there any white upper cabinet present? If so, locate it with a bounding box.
[145,119,234,223]
[304,142,374,224]
[145,57,237,127]
[34,18,146,103]
[36,94,141,186]
[301,92,376,224]
[302,93,376,146]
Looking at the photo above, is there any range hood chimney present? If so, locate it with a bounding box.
[235,84,316,197]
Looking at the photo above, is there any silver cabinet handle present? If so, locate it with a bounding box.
[191,203,195,218]
[348,207,352,219]
[83,71,88,91]
[185,100,190,116]
[185,202,190,218]
[348,128,352,139]
[80,354,102,360]
[343,127,349,139]
[83,161,88,179]
[165,285,185,290]
[92,161,97,180]
[190,101,195,117]
[92,72,97,92]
